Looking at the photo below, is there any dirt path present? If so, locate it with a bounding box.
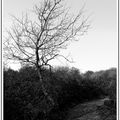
[67,98,116,120]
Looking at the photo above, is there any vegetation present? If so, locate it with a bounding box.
[4,66,116,120]
[3,0,116,120]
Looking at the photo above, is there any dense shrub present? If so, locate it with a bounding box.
[4,66,116,120]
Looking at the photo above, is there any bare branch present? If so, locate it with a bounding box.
[4,0,90,70]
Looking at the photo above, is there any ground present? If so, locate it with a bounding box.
[66,98,116,120]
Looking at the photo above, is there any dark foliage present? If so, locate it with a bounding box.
[4,66,116,120]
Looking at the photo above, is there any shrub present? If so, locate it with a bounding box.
[4,66,116,120]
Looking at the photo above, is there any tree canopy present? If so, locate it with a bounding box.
[4,0,90,69]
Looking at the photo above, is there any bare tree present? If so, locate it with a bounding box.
[4,0,90,110]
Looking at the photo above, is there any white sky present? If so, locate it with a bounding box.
[3,0,118,73]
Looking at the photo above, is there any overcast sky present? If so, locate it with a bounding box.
[3,0,118,73]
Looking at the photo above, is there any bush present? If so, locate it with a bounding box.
[4,66,116,120]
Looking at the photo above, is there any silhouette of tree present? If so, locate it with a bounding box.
[4,0,90,111]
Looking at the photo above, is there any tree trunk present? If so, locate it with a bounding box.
[37,67,54,109]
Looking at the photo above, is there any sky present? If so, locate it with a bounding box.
[3,0,118,73]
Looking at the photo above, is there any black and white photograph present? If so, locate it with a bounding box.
[2,0,118,120]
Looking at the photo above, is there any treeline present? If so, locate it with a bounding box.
[4,66,116,120]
